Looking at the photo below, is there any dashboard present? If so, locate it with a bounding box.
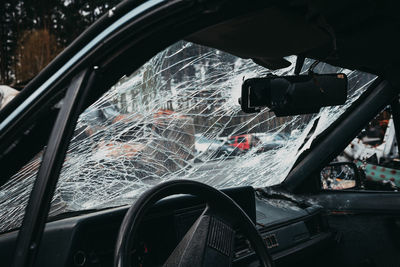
[0,186,332,267]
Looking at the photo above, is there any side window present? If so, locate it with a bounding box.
[0,152,42,232]
[322,106,400,191]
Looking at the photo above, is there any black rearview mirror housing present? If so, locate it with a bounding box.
[240,73,348,116]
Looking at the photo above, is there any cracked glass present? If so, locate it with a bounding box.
[0,41,376,232]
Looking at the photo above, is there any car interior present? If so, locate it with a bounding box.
[1,1,400,267]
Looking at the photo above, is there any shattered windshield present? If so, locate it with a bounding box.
[0,41,376,232]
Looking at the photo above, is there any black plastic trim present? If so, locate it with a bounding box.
[312,190,400,214]
[271,232,331,261]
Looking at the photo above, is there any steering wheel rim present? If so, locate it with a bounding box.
[114,180,273,267]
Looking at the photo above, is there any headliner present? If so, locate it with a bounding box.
[186,0,400,79]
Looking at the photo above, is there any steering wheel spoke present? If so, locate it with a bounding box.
[164,206,236,267]
[164,213,235,267]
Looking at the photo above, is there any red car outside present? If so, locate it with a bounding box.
[227,134,261,151]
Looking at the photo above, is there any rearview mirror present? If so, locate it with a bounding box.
[239,73,347,116]
[320,162,361,190]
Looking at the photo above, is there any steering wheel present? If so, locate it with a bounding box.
[114,180,274,267]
